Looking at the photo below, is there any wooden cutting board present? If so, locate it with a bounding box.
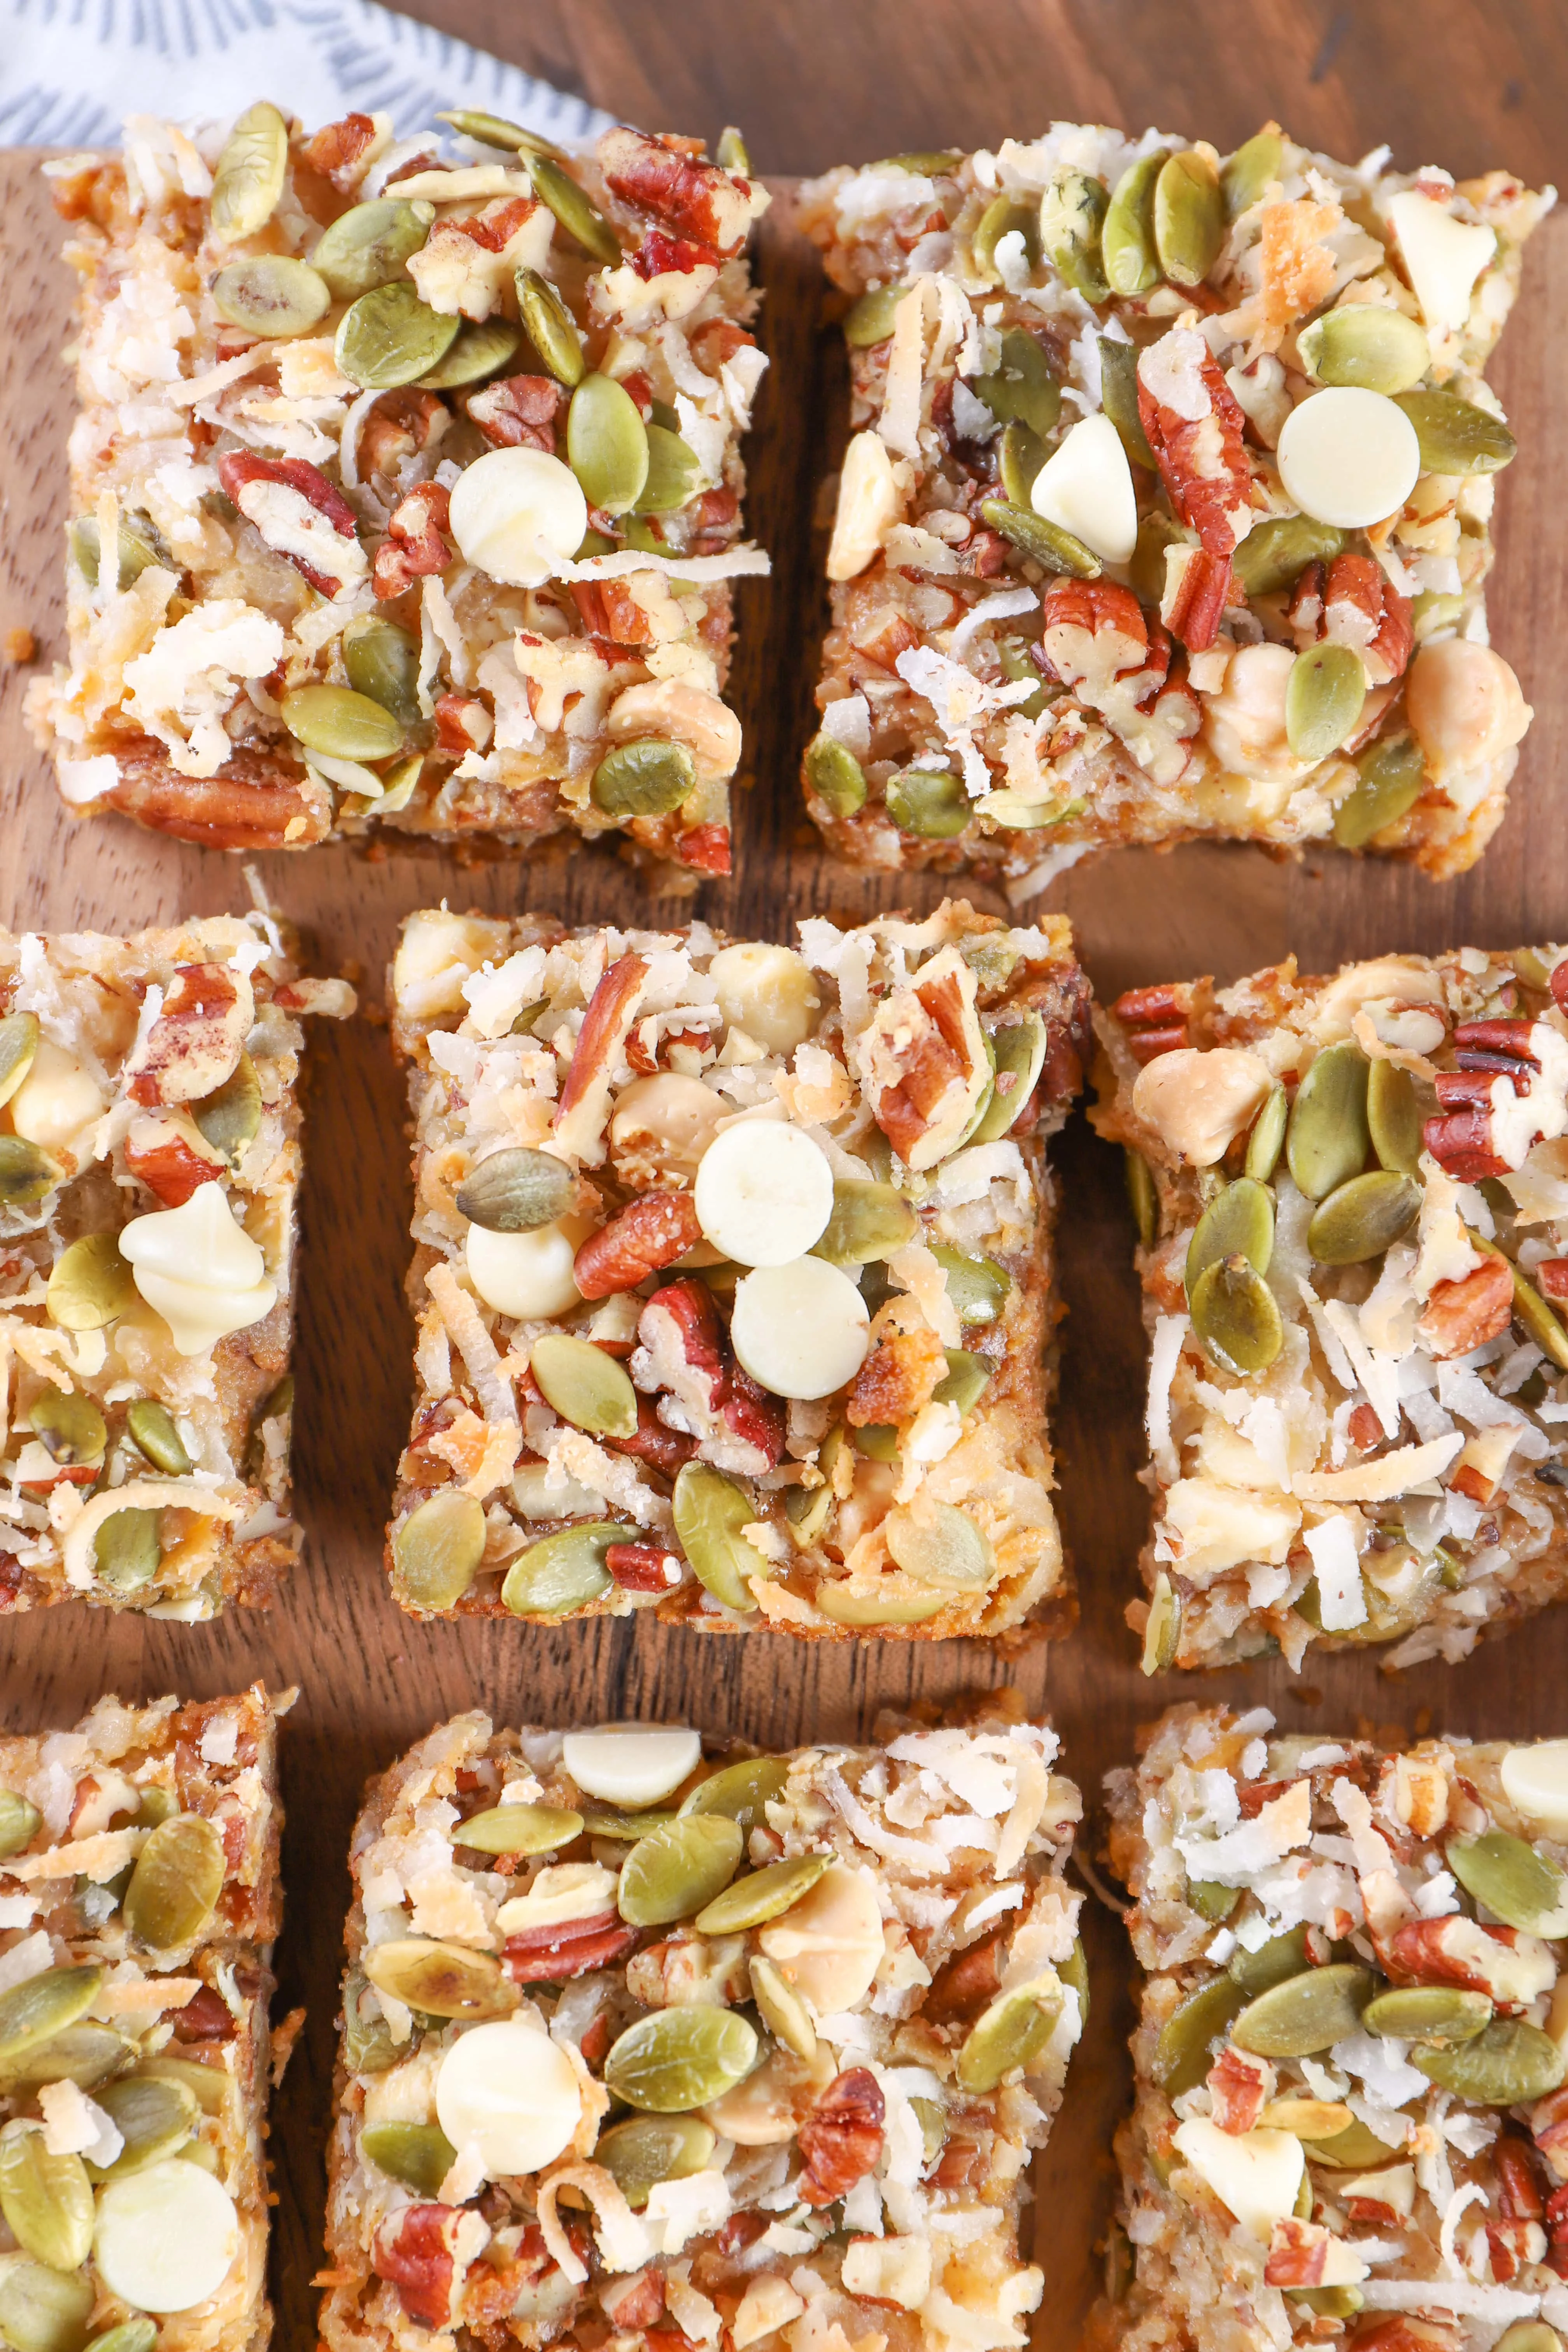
[1,158,1565,2346]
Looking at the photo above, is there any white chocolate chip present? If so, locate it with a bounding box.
[827,429,901,581]
[610,1075,725,1185]
[1030,412,1138,564]
[1276,387,1421,529]
[1501,1742,1568,1833]
[1171,2118,1304,2239]
[448,447,588,588]
[708,944,820,1054]
[1131,1046,1274,1169]
[93,2159,241,2312]
[9,1040,105,1154]
[562,1725,701,1807]
[757,1860,885,2012]
[1406,639,1531,781]
[694,1123,834,1267]
[730,1259,869,1400]
[436,2016,583,2177]
[1387,191,1496,334]
[465,1215,594,1320]
[119,1185,277,1357]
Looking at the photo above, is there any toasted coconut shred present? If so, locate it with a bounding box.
[385,901,1091,1640]
[321,1704,1085,2352]
[796,126,1552,890]
[1091,1705,1568,2352]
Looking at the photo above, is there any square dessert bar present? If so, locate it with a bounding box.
[1093,945,1568,1672]
[31,107,769,869]
[797,125,1549,892]
[1096,1705,1568,2352]
[0,1685,284,2348]
[385,900,1090,1639]
[0,914,352,1616]
[320,1706,1084,2352]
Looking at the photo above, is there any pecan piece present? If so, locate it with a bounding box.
[464,372,566,452]
[601,2270,667,2329]
[1208,2045,1276,2136]
[124,1124,221,1208]
[677,824,732,876]
[1314,552,1414,685]
[597,126,757,255]
[797,2067,885,2208]
[130,962,251,1106]
[1137,331,1256,566]
[925,1933,1004,2022]
[609,1392,697,1478]
[1382,1915,1554,2010]
[1418,1252,1514,1357]
[300,112,380,190]
[503,1910,639,1984]
[1422,1107,1510,1182]
[631,228,721,278]
[434,694,494,756]
[373,2205,461,2331]
[720,1363,786,1470]
[1113,981,1191,1064]
[574,1190,703,1298]
[606,1541,683,1592]
[373,480,452,601]
[170,1985,235,2044]
[1163,545,1233,653]
[847,1320,946,1429]
[217,450,366,601]
[357,388,449,478]
[1038,578,1149,699]
[857,944,989,1172]
[555,955,649,1165]
[1496,2135,1545,2219]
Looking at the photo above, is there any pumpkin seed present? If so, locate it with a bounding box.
[0,2133,93,2271]
[1239,1086,1287,1184]
[879,151,963,174]
[343,615,422,729]
[1062,1937,1090,2026]
[0,1012,39,1109]
[0,2262,93,2352]
[125,1814,223,1949]
[1232,515,1346,600]
[682,1757,787,1834]
[310,199,432,299]
[89,2075,197,2178]
[974,1017,1048,1144]
[591,738,696,818]
[958,1977,1064,2092]
[342,1973,397,2075]
[1288,2289,1364,2320]
[1188,1879,1239,1922]
[513,264,585,386]
[84,2325,159,2352]
[435,109,564,159]
[1303,2116,1408,2170]
[580,1809,679,1841]
[568,371,650,514]
[885,768,969,838]
[94,1510,161,1592]
[0,1971,103,2074]
[0,1793,40,1862]
[211,102,288,241]
[748,1954,817,2061]
[885,1501,993,1590]
[1040,171,1110,304]
[695,1851,828,1935]
[136,1787,178,1830]
[451,1802,583,1855]
[1103,153,1163,296]
[46,1234,132,1331]
[1494,2326,1565,2352]
[360,2120,456,2194]
[1228,1926,1310,1996]
[530,1333,638,1438]
[998,419,1048,506]
[68,515,164,593]
[392,1489,486,1611]
[1412,2018,1565,2105]
[1287,1042,1370,1200]
[211,254,330,337]
[0,1137,62,1210]
[501,1522,632,1617]
[978,788,1084,830]
[1222,127,1284,219]
[1097,338,1155,467]
[1232,1962,1375,2056]
[191,1051,261,1168]
[1298,305,1430,395]
[1393,389,1516,476]
[843,285,906,348]
[1154,152,1223,288]
[1504,1255,1568,1375]
[972,194,1040,284]
[597,2114,717,2208]
[804,734,867,817]
[29,1386,105,1468]
[910,2095,947,2171]
[1361,1986,1492,2045]
[529,156,621,264]
[1125,1150,1158,1248]
[1447,1830,1568,1935]
[1286,643,1367,762]
[812,1180,919,1267]
[815,1581,946,1626]
[618,1816,744,1927]
[604,2006,758,2112]
[417,318,520,392]
[362,1938,516,2020]
[979,496,1100,577]
[932,1348,991,1416]
[282,683,404,761]
[370,751,425,814]
[930,1245,1009,1327]
[1333,733,1426,848]
[1190,1252,1284,1373]
[457,1147,575,1233]
[633,425,702,516]
[785,1475,835,1546]
[1307,1170,1422,1264]
[336,282,459,390]
[0,2023,129,2092]
[672,1462,767,1613]
[1367,1059,1423,1174]
[1185,1177,1274,1296]
[972,328,1061,439]
[715,126,749,173]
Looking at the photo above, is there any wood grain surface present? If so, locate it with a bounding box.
[1,60,1566,2345]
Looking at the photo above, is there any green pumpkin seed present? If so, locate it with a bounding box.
[0,1012,40,1109]
[885,768,970,839]
[0,2133,93,2271]
[972,328,1061,440]
[1185,1177,1275,1296]
[682,1757,787,1835]
[879,151,963,175]
[1190,1252,1284,1374]
[812,1180,919,1267]
[1303,2116,1407,2170]
[1222,127,1284,219]
[695,1851,828,1935]
[715,126,749,173]
[29,1385,105,1468]
[568,372,650,514]
[1286,643,1367,762]
[1361,1985,1493,2045]
[1288,2288,1364,2320]
[815,1580,946,1625]
[1103,153,1163,297]
[1367,1059,1423,1174]
[68,514,165,592]
[1188,1879,1239,1922]
[786,1475,834,1545]
[310,199,432,299]
[1494,2326,1565,2352]
[672,1462,767,1614]
[1125,1150,1158,1248]
[1298,305,1430,395]
[1412,588,1466,641]
[604,2006,758,2112]
[451,1802,583,1855]
[1137,1569,1181,1676]
[457,1147,575,1233]
[46,1234,133,1331]
[581,1808,679,1841]
[529,1333,638,1438]
[343,615,422,729]
[978,789,1084,829]
[211,254,330,338]
[931,1245,1010,1327]
[336,282,459,390]
[1333,733,1426,848]
[360,2120,456,2194]
[1097,338,1155,467]
[1154,151,1224,288]
[974,1018,1048,1143]
[885,1501,993,1590]
[211,102,287,241]
[1503,1254,1568,1374]
[89,2075,198,2178]
[1393,389,1516,476]
[392,1489,486,1611]
[1307,1169,1422,1265]
[1040,171,1110,304]
[0,1793,40,1862]
[932,1348,992,1416]
[84,2324,159,2352]
[125,1814,223,1949]
[0,1137,62,1211]
[748,1954,816,2061]
[501,1522,632,1617]
[1228,1926,1310,1996]
[0,1970,103,2071]
[843,285,906,348]
[342,1974,397,2075]
[1240,1085,1287,1184]
[979,496,1100,578]
[94,1509,161,1592]
[282,683,403,761]
[529,156,621,264]
[998,419,1048,506]
[958,1978,1063,2093]
[370,750,425,814]
[1412,2018,1565,2105]
[591,738,697,817]
[363,1938,515,2020]
[1287,1041,1370,1200]
[0,2261,94,2352]
[1447,1830,1568,1935]
[1232,1962,1375,2057]
[191,1051,261,1168]
[633,426,702,516]
[597,2114,717,2209]
[972,194,1040,284]
[618,1815,744,1927]
[1233,515,1347,600]
[513,264,585,385]
[435,109,564,160]
[0,2022,130,2092]
[416,318,522,391]
[804,733,867,817]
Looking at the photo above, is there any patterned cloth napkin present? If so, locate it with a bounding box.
[2,0,610,147]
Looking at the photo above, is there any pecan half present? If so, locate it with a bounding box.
[217,450,366,601]
[503,1910,639,1984]
[1137,333,1256,566]
[102,742,332,848]
[575,1190,703,1299]
[630,1281,783,1475]
[555,955,649,1165]
[598,126,757,255]
[797,2067,885,2207]
[1292,552,1414,685]
[130,962,251,1106]
[1418,1252,1514,1357]
[465,372,566,453]
[373,480,452,601]
[1038,578,1149,699]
